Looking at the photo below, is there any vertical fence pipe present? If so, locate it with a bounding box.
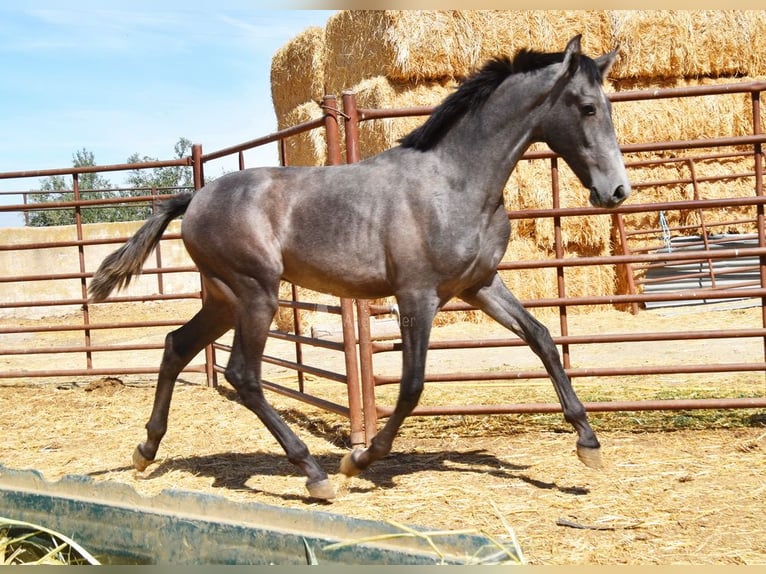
[73,173,93,370]
[612,212,640,314]
[550,157,570,369]
[192,143,217,387]
[752,90,766,367]
[342,91,377,446]
[151,188,166,295]
[291,282,306,393]
[686,159,716,288]
[326,94,366,447]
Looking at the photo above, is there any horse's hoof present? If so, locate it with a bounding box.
[576,444,603,469]
[132,445,153,472]
[306,478,336,500]
[339,449,363,477]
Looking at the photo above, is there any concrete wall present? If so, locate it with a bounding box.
[0,220,198,319]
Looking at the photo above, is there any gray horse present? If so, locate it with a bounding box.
[90,35,630,500]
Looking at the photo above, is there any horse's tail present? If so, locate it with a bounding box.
[88,193,194,302]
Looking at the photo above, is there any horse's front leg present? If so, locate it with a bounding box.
[340,291,440,476]
[460,273,602,469]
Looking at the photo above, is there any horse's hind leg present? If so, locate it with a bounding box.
[460,273,602,469]
[223,287,335,500]
[134,294,233,471]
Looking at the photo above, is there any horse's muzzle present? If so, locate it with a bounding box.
[590,184,629,209]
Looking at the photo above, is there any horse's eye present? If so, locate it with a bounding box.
[582,104,597,116]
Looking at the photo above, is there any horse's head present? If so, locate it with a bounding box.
[538,35,630,209]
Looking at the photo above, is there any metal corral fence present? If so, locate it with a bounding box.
[1,83,765,447]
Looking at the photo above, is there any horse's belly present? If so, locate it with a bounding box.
[281,257,392,300]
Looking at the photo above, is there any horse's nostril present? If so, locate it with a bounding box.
[613,185,627,201]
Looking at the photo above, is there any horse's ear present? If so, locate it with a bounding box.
[595,49,619,79]
[561,34,583,78]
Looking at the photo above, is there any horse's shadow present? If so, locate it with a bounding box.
[116,447,588,504]
[92,387,589,502]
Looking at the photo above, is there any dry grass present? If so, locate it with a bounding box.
[1,378,763,565]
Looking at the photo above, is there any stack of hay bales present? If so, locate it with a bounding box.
[608,11,766,249]
[270,10,766,326]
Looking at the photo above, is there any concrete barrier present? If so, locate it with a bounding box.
[0,220,198,319]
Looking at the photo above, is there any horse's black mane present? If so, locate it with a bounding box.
[399,48,602,152]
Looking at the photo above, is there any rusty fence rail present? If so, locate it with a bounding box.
[1,83,765,447]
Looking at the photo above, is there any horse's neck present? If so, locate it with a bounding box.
[439,74,551,197]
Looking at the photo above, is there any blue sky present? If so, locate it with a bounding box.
[0,2,337,226]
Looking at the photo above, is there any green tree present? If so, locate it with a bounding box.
[26,139,194,227]
[125,137,193,191]
[118,137,195,221]
[26,148,117,226]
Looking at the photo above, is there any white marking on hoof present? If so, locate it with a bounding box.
[306,478,336,500]
[132,445,153,472]
[339,449,363,477]
[576,444,603,469]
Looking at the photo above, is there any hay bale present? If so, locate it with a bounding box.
[270,26,326,121]
[349,76,458,159]
[615,152,761,259]
[610,11,766,79]
[475,10,613,61]
[611,76,761,145]
[277,100,327,167]
[323,11,482,92]
[322,10,613,95]
[498,237,617,315]
[507,155,612,253]
[273,281,345,333]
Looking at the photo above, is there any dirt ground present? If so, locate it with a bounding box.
[1,301,765,565]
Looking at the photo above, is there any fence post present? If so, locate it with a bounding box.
[321,94,366,447]
[191,144,218,387]
[751,90,766,370]
[73,172,93,371]
[341,91,378,446]
[550,157,571,370]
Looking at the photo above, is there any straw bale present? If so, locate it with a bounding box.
[322,10,613,95]
[277,100,326,167]
[349,76,458,160]
[506,155,612,253]
[498,237,617,315]
[270,26,326,121]
[323,11,483,93]
[610,76,760,145]
[475,10,613,61]
[609,10,766,79]
[274,281,344,333]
